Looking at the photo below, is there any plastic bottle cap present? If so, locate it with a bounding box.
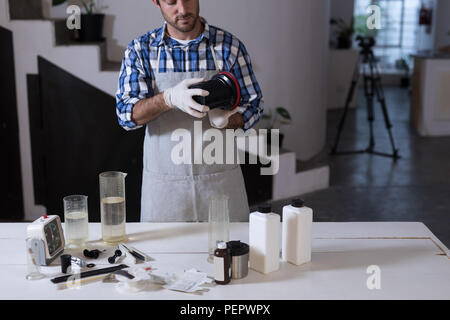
[217,242,227,249]
[291,198,305,208]
[257,204,272,214]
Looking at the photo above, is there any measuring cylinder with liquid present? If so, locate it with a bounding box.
[63,195,89,247]
[208,196,230,263]
[99,172,127,244]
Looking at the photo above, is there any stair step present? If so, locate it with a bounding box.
[53,18,106,46]
[102,60,122,72]
[51,19,120,72]
[9,0,43,20]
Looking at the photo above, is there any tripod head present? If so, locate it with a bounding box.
[356,35,376,50]
[356,35,376,62]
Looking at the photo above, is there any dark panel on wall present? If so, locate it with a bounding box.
[36,57,144,222]
[0,26,24,220]
[27,74,46,206]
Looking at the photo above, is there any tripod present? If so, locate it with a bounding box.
[330,37,400,160]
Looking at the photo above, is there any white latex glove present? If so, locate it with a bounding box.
[208,107,240,129]
[163,78,210,118]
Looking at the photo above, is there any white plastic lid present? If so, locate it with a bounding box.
[217,242,227,249]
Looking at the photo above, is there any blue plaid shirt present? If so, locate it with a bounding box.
[116,18,263,131]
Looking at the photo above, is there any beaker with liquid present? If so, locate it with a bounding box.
[63,195,89,247]
[99,171,127,244]
[208,196,230,263]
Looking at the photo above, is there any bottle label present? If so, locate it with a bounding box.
[214,256,225,282]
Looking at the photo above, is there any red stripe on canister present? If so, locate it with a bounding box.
[219,71,241,110]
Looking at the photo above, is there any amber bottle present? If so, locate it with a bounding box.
[214,242,231,284]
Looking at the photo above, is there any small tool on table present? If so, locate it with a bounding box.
[119,243,146,262]
[108,249,122,264]
[83,249,106,259]
[51,264,129,284]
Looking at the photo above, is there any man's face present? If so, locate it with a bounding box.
[156,0,200,33]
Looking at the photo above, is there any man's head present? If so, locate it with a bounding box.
[153,0,200,34]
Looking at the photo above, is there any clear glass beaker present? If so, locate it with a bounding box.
[63,195,89,247]
[25,238,45,280]
[99,171,127,244]
[208,196,230,263]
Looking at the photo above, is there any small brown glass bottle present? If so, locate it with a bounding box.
[214,242,231,284]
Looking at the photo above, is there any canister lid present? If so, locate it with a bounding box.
[257,204,272,214]
[291,198,305,208]
[227,241,249,256]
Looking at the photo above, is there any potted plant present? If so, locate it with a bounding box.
[330,17,355,49]
[52,0,107,42]
[261,107,292,148]
[395,57,411,88]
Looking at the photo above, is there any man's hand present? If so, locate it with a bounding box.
[163,78,210,118]
[208,108,241,129]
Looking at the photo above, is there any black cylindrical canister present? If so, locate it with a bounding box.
[60,254,72,274]
[189,72,241,110]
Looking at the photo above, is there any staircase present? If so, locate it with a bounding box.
[2,0,121,96]
[1,0,123,220]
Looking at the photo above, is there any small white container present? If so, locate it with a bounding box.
[249,204,281,274]
[282,198,313,265]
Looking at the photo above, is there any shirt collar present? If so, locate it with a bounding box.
[151,17,211,47]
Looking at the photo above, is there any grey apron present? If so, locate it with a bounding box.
[140,43,250,222]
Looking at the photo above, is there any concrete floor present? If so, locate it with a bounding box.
[271,87,450,248]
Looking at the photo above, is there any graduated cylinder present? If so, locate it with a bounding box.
[99,171,127,244]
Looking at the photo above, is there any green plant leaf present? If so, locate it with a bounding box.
[52,0,67,5]
[276,107,291,120]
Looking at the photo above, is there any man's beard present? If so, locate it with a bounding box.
[162,10,200,33]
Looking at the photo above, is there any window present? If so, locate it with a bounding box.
[354,0,422,72]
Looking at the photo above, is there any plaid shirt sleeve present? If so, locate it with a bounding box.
[115,41,153,131]
[231,42,264,131]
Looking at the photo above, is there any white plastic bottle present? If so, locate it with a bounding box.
[249,204,281,274]
[282,198,313,265]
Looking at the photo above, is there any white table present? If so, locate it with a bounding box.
[0,222,449,300]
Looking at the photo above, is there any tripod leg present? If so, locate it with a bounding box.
[331,54,361,154]
[365,61,376,152]
[371,53,400,159]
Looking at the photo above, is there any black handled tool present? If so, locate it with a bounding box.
[50,264,129,284]
[120,243,145,261]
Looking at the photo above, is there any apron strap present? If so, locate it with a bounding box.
[156,43,220,74]
[157,46,162,74]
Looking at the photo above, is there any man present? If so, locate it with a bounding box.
[116,0,263,222]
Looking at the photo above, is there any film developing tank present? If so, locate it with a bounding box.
[189,72,241,110]
[227,241,249,279]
